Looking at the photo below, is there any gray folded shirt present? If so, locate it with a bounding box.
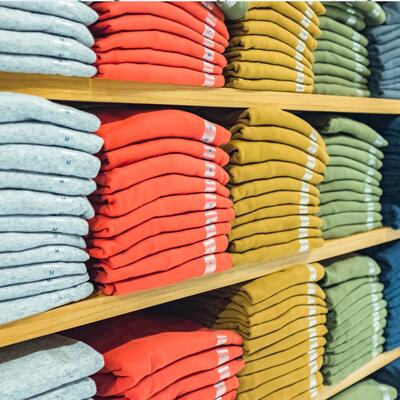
[0,30,96,64]
[0,171,97,196]
[0,122,103,154]
[0,6,95,46]
[0,93,100,132]
[0,144,100,178]
[27,378,97,400]
[0,282,94,325]
[0,245,89,268]
[0,262,87,287]
[0,190,94,219]
[0,0,98,26]
[0,232,86,252]
[0,333,104,399]
[0,216,88,235]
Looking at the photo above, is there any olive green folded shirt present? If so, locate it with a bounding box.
[323,165,380,186]
[313,63,368,84]
[317,39,369,65]
[326,144,382,169]
[319,30,368,56]
[323,221,382,239]
[353,1,386,25]
[323,135,383,159]
[225,77,314,92]
[324,5,366,31]
[331,379,397,400]
[319,201,381,217]
[315,75,368,90]
[320,190,379,205]
[319,16,368,46]
[315,51,370,77]
[327,156,382,181]
[322,211,382,231]
[314,83,370,97]
[319,180,382,196]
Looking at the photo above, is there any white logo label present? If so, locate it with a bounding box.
[204,254,217,274]
[201,120,217,143]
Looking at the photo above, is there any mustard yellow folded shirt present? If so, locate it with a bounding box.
[225,77,314,93]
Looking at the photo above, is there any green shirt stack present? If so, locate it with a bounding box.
[331,379,397,400]
[305,114,386,240]
[313,1,385,97]
[321,254,387,385]
[226,107,330,266]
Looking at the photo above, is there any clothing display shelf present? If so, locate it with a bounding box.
[2,72,400,113]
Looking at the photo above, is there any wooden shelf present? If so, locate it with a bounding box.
[0,227,399,348]
[321,348,400,399]
[1,72,400,113]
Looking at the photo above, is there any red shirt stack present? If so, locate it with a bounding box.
[88,108,234,295]
[67,313,244,399]
[91,1,229,86]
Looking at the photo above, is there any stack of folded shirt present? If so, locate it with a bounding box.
[226,107,328,266]
[0,92,102,324]
[321,254,387,385]
[90,1,228,86]
[224,1,325,92]
[374,360,400,398]
[88,108,234,295]
[331,379,398,400]
[313,2,385,97]
[0,0,98,77]
[304,114,386,239]
[171,263,328,400]
[0,334,104,399]
[68,313,244,400]
[366,3,400,98]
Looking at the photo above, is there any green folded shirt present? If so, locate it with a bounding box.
[331,379,397,400]
[353,2,386,25]
[319,200,381,217]
[313,83,370,97]
[322,212,382,232]
[324,5,366,31]
[314,63,368,84]
[316,39,369,65]
[327,156,382,181]
[320,190,380,204]
[320,16,369,46]
[326,144,382,169]
[315,51,370,77]
[323,135,383,159]
[319,180,382,196]
[319,30,368,56]
[324,165,380,186]
[315,75,368,89]
[323,221,382,240]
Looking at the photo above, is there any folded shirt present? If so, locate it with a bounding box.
[179,378,238,400]
[319,16,368,46]
[225,77,313,92]
[94,108,231,151]
[324,5,366,31]
[332,379,397,400]
[323,212,382,232]
[0,190,94,219]
[327,156,382,180]
[92,13,226,54]
[316,39,369,64]
[323,165,380,186]
[0,92,100,132]
[319,180,382,196]
[326,144,382,168]
[323,134,383,158]
[0,334,103,399]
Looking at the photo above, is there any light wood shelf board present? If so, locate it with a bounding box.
[1,72,400,113]
[321,348,400,399]
[0,228,399,348]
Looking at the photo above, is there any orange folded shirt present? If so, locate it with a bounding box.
[171,1,229,39]
[89,209,235,257]
[93,234,229,281]
[92,14,226,54]
[92,174,230,216]
[177,377,239,400]
[96,154,229,194]
[93,109,231,151]
[96,63,225,87]
[94,31,227,68]
[127,345,242,400]
[89,193,233,237]
[96,48,223,75]
[67,313,243,396]
[200,2,225,21]
[100,138,229,171]
[99,252,232,295]
[150,359,244,400]
[91,1,229,47]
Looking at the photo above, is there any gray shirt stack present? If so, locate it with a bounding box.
[0,0,98,77]
[0,92,103,324]
[0,334,104,399]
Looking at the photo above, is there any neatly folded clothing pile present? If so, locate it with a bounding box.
[172,263,328,400]
[366,3,400,98]
[226,107,328,266]
[374,360,400,398]
[331,379,397,400]
[0,0,98,77]
[90,1,228,86]
[88,108,233,295]
[224,1,325,92]
[372,241,400,351]
[321,254,387,385]
[0,92,102,324]
[304,114,386,239]
[0,334,104,399]
[313,2,385,97]
[68,313,244,400]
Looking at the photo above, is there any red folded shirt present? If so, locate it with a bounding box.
[89,209,235,258]
[93,109,231,151]
[91,2,229,47]
[177,377,239,400]
[127,345,242,400]
[67,313,243,396]
[96,154,229,194]
[99,252,232,295]
[100,138,229,171]
[92,14,226,53]
[150,359,244,400]
[94,31,227,68]
[93,234,229,281]
[201,2,225,21]
[96,48,223,75]
[89,193,233,237]
[171,1,229,39]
